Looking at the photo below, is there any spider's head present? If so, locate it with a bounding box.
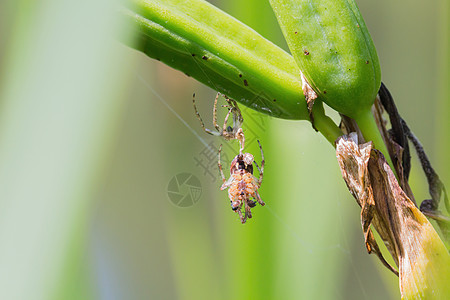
[242,153,254,166]
[226,125,233,133]
[234,153,254,174]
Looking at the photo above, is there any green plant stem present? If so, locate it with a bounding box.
[354,109,395,172]
[312,102,343,146]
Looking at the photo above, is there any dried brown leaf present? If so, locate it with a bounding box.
[300,71,318,130]
[336,133,450,299]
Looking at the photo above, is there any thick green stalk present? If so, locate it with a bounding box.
[312,101,343,146]
[354,110,395,169]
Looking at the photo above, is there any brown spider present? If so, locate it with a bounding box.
[218,140,265,224]
[193,93,245,153]
[193,93,265,223]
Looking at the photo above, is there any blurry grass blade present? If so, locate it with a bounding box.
[336,134,450,299]
[436,0,450,249]
[120,0,308,120]
[0,0,128,298]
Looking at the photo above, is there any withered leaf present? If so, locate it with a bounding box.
[300,71,318,131]
[336,133,450,299]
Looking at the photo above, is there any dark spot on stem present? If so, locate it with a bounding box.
[323,90,327,94]
[202,55,208,60]
[366,60,370,64]
[239,74,242,78]
[273,99,277,102]
[191,53,196,57]
[295,31,298,34]
[243,79,248,86]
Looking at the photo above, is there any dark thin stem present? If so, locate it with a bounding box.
[403,121,449,213]
[378,82,411,179]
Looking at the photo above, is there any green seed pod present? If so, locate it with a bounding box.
[269,0,381,119]
[121,0,310,120]
[270,0,395,171]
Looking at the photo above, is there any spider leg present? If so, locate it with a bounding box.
[237,201,252,224]
[237,205,245,223]
[222,98,234,111]
[254,190,265,206]
[193,93,221,136]
[218,144,227,187]
[212,93,221,132]
[253,161,261,174]
[225,98,245,152]
[220,105,238,129]
[218,145,234,190]
[220,176,234,190]
[243,201,253,223]
[256,140,264,186]
[232,199,245,223]
[224,98,244,134]
[222,107,234,140]
[230,99,244,128]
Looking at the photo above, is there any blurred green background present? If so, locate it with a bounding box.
[0,0,448,299]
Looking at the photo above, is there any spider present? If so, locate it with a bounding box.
[193,92,245,153]
[218,140,265,224]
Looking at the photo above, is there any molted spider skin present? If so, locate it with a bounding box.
[193,93,246,153]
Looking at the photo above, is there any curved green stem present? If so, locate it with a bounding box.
[354,109,395,173]
[312,102,343,146]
